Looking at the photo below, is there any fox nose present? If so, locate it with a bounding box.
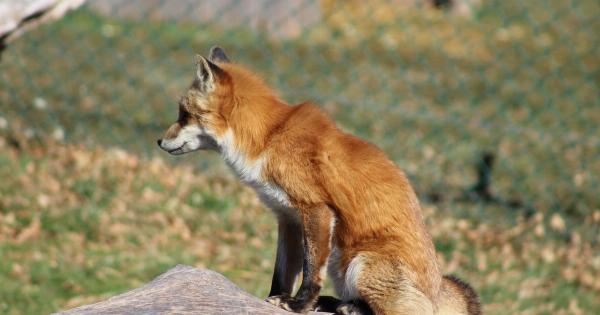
[156,139,162,146]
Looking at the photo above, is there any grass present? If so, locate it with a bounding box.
[0,0,598,314]
[0,140,281,314]
[1,138,598,315]
[1,1,598,218]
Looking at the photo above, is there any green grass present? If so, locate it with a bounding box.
[1,1,598,218]
[0,1,599,314]
[1,139,598,315]
[0,143,281,314]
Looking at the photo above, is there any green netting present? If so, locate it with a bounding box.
[0,0,598,217]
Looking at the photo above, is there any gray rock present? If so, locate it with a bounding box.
[55,265,331,315]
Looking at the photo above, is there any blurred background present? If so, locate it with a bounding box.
[0,0,598,314]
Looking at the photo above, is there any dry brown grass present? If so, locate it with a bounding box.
[1,137,598,314]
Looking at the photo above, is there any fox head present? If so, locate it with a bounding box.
[157,46,234,155]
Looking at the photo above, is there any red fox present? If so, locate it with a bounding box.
[157,47,481,315]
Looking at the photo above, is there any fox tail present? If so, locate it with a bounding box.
[437,275,482,315]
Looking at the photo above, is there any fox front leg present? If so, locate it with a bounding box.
[268,214,304,297]
[268,205,333,313]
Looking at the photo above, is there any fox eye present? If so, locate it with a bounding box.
[177,104,191,123]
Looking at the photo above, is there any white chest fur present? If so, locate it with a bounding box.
[218,129,293,211]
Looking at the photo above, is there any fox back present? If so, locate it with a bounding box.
[157,47,481,315]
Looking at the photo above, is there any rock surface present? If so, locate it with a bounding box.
[55,265,331,315]
[0,0,86,50]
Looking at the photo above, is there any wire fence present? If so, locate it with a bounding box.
[1,0,598,220]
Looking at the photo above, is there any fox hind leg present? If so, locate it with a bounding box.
[354,257,435,315]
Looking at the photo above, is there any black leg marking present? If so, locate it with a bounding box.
[314,295,343,312]
[267,217,303,297]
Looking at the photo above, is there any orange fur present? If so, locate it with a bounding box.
[158,47,481,315]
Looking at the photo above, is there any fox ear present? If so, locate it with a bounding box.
[208,46,230,63]
[194,54,220,91]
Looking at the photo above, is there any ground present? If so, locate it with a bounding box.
[0,1,598,314]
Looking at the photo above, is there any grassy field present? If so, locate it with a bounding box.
[0,0,599,314]
[1,1,598,218]
[1,138,599,315]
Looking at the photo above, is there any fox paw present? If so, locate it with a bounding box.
[266,295,309,313]
[266,295,285,307]
[336,301,373,315]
